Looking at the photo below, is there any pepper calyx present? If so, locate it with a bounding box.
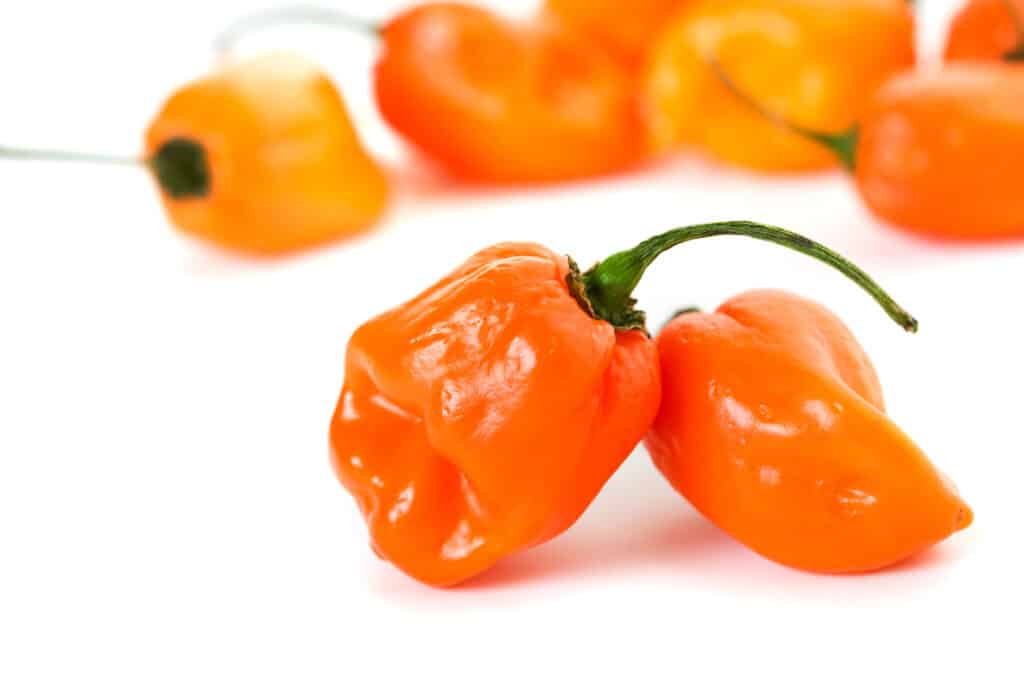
[149,137,210,200]
[566,256,648,333]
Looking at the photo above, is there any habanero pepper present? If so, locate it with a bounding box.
[944,0,1024,62]
[715,61,1024,240]
[642,0,915,171]
[647,290,972,573]
[1,53,388,255]
[542,0,691,71]
[217,3,645,184]
[329,221,916,587]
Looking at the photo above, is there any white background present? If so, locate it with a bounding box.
[1,1,1020,677]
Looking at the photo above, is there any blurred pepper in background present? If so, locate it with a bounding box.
[218,3,646,184]
[147,53,388,254]
[643,0,915,171]
[648,290,972,573]
[543,0,690,71]
[375,3,645,183]
[944,0,1024,62]
[1,53,389,255]
[717,61,1024,240]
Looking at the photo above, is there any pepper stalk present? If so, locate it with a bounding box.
[0,138,211,199]
[568,220,918,334]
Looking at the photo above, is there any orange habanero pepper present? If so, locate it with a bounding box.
[647,290,972,573]
[543,0,691,71]
[643,0,915,171]
[717,61,1024,240]
[1,53,388,255]
[944,0,1024,62]
[329,221,916,586]
[217,4,645,183]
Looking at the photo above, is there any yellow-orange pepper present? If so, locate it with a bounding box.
[647,290,972,572]
[1,53,388,255]
[643,0,915,171]
[330,221,917,586]
[945,0,1024,62]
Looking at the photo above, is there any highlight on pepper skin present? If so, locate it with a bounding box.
[328,221,935,586]
[329,243,661,587]
[646,290,973,574]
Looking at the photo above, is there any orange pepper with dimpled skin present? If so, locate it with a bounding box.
[643,0,915,171]
[330,244,661,586]
[944,0,1024,62]
[1,53,388,256]
[145,53,388,255]
[329,221,919,586]
[647,290,973,572]
[373,3,644,183]
[543,0,691,71]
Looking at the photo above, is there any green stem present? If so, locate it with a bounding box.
[1002,0,1024,61]
[708,59,859,172]
[568,220,917,334]
[0,137,210,200]
[214,5,381,55]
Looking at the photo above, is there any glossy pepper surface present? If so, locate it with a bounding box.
[643,0,915,171]
[647,290,973,572]
[374,3,644,183]
[330,221,918,586]
[146,53,388,254]
[330,243,660,586]
[543,0,690,71]
[944,0,1024,62]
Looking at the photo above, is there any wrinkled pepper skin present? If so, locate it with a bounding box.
[854,64,1024,240]
[145,53,388,255]
[374,3,644,183]
[330,244,660,586]
[543,0,691,71]
[944,0,1024,62]
[646,290,972,573]
[643,0,914,171]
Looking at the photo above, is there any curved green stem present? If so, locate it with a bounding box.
[709,59,859,171]
[568,220,917,334]
[214,5,381,55]
[1002,0,1024,61]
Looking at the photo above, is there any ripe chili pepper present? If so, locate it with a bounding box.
[1,53,388,255]
[944,0,1024,62]
[716,61,1024,240]
[217,4,645,183]
[647,290,972,573]
[329,221,916,586]
[642,0,915,171]
[542,0,689,71]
